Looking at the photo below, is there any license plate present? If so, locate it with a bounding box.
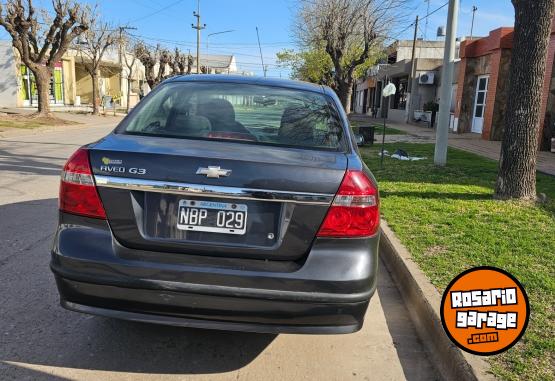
[177,200,248,235]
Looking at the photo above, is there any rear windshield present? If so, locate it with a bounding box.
[121,82,344,150]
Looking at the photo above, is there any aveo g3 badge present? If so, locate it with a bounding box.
[440,267,530,356]
[196,166,232,178]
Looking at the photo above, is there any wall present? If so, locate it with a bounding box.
[458,54,492,133]
[489,49,512,140]
[388,109,406,123]
[539,27,555,149]
[75,63,122,105]
[62,57,76,105]
[454,28,515,139]
[75,63,93,104]
[354,78,369,114]
[542,36,555,150]
[0,41,18,108]
[410,58,443,113]
[394,41,446,62]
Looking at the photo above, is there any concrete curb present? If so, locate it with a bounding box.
[379,220,495,381]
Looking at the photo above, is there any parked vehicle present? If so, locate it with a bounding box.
[51,75,380,334]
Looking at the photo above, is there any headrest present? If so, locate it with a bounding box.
[279,105,315,144]
[197,98,236,124]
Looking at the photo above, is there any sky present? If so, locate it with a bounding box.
[0,0,515,77]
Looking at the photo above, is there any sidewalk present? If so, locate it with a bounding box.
[351,114,555,176]
[0,107,123,139]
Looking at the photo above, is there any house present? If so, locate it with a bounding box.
[0,43,240,111]
[453,21,555,151]
[192,54,238,74]
[0,41,18,108]
[0,40,146,110]
[354,40,447,123]
[452,28,513,139]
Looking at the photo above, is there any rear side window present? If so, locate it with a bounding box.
[121,82,344,150]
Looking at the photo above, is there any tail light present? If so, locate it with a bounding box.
[59,148,106,219]
[317,170,379,237]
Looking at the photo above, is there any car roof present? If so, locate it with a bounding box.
[166,74,327,94]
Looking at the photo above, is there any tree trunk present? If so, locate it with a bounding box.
[32,67,53,117]
[337,78,354,114]
[91,71,100,115]
[126,73,132,113]
[495,0,555,200]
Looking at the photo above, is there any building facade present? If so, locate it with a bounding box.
[355,22,555,152]
[354,40,447,124]
[453,28,513,139]
[453,21,555,150]
[0,41,147,110]
[0,41,241,111]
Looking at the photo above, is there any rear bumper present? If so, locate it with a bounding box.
[51,213,379,334]
[56,278,369,334]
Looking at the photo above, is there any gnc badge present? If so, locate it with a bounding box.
[440,267,529,355]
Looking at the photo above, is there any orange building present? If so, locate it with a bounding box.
[454,21,555,151]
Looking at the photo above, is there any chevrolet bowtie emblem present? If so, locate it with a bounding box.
[196,166,232,178]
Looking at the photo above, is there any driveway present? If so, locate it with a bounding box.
[0,118,438,381]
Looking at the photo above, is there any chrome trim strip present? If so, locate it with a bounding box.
[94,175,334,205]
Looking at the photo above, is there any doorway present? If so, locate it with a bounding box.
[362,89,368,114]
[20,64,64,106]
[472,75,489,134]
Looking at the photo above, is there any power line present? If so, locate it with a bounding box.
[125,34,281,67]
[420,1,449,22]
[388,0,449,41]
[127,33,279,61]
[125,33,291,48]
[127,0,186,24]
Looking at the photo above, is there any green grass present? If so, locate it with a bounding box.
[361,143,555,381]
[0,116,77,130]
[350,120,406,135]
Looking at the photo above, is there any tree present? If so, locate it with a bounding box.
[276,48,335,88]
[294,0,405,112]
[77,18,115,115]
[171,48,193,75]
[495,0,555,200]
[121,35,137,112]
[134,42,158,89]
[0,0,89,117]
[156,48,172,83]
[133,42,173,89]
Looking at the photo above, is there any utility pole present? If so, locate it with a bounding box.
[406,15,419,123]
[256,26,266,77]
[470,6,478,40]
[424,0,430,39]
[191,0,206,74]
[434,0,460,166]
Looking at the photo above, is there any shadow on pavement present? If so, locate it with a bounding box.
[377,262,440,381]
[0,146,68,177]
[0,198,275,379]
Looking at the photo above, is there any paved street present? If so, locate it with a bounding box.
[0,118,438,381]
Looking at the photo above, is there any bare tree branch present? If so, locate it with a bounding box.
[75,13,116,114]
[0,0,89,116]
[293,0,408,111]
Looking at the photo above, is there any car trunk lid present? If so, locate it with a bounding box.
[89,133,347,261]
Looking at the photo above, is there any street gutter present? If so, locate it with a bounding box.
[379,219,496,381]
